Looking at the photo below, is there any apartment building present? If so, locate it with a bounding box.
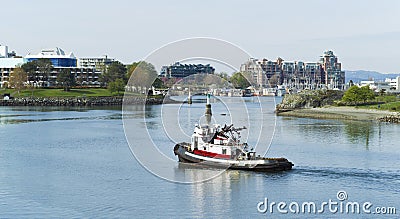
[240,50,345,90]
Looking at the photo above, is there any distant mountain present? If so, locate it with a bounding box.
[345,70,400,83]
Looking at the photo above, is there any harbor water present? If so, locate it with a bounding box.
[0,97,399,218]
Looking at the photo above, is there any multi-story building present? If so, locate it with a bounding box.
[78,57,114,69]
[0,45,26,88]
[0,58,26,88]
[397,76,400,91]
[240,50,345,90]
[239,58,267,87]
[160,62,215,78]
[304,62,324,89]
[319,50,345,90]
[385,76,400,91]
[0,46,107,88]
[25,47,77,67]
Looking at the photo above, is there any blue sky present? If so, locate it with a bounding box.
[1,0,400,73]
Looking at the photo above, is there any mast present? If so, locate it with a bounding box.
[205,93,212,116]
[205,93,212,125]
[188,87,192,104]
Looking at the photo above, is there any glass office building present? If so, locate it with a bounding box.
[25,47,77,67]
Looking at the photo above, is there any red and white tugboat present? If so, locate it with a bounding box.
[173,95,293,172]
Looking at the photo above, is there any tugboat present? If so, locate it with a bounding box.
[173,94,293,172]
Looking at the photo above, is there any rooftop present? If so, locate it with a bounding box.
[25,47,76,59]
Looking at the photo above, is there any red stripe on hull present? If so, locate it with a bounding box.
[193,149,230,159]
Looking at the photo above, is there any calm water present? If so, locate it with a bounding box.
[0,97,399,218]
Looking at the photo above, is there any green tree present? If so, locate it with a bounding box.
[108,78,125,95]
[21,61,38,85]
[342,85,375,105]
[127,61,158,92]
[57,68,76,91]
[100,61,127,85]
[9,67,27,94]
[359,86,375,103]
[342,85,360,104]
[230,72,251,89]
[152,77,165,88]
[126,62,140,80]
[216,72,229,81]
[35,59,53,87]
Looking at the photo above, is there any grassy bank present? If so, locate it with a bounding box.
[1,88,121,98]
[277,106,398,122]
[339,94,400,112]
[357,101,400,112]
[276,91,400,122]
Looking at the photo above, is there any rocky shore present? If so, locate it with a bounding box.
[378,115,400,123]
[0,96,178,106]
[276,90,344,112]
[277,106,400,122]
[276,90,400,123]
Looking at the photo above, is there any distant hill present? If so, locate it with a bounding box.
[345,70,400,83]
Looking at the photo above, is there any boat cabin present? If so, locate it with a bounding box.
[190,124,248,159]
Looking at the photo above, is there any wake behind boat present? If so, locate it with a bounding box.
[173,94,293,172]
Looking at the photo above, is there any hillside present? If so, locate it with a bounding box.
[345,70,400,83]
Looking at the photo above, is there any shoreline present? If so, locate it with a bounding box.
[276,106,399,122]
[0,96,179,106]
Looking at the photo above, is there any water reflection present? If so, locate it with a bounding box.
[0,107,123,125]
[2,106,120,112]
[292,119,376,149]
[294,120,345,145]
[175,164,261,218]
[343,121,374,149]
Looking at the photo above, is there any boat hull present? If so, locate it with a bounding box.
[174,143,293,172]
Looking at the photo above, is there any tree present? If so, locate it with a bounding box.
[152,78,165,88]
[268,74,280,87]
[108,78,125,95]
[342,85,360,104]
[21,61,38,85]
[216,72,229,81]
[349,80,354,87]
[127,61,158,92]
[126,62,140,79]
[9,67,27,94]
[36,59,53,87]
[100,61,127,85]
[230,72,251,89]
[359,86,375,103]
[57,68,76,91]
[342,85,375,105]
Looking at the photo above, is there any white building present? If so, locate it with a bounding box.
[360,80,375,88]
[25,47,77,67]
[0,45,105,88]
[239,58,267,87]
[360,80,393,92]
[397,76,400,90]
[0,45,9,58]
[0,45,26,88]
[78,57,114,69]
[387,76,400,90]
